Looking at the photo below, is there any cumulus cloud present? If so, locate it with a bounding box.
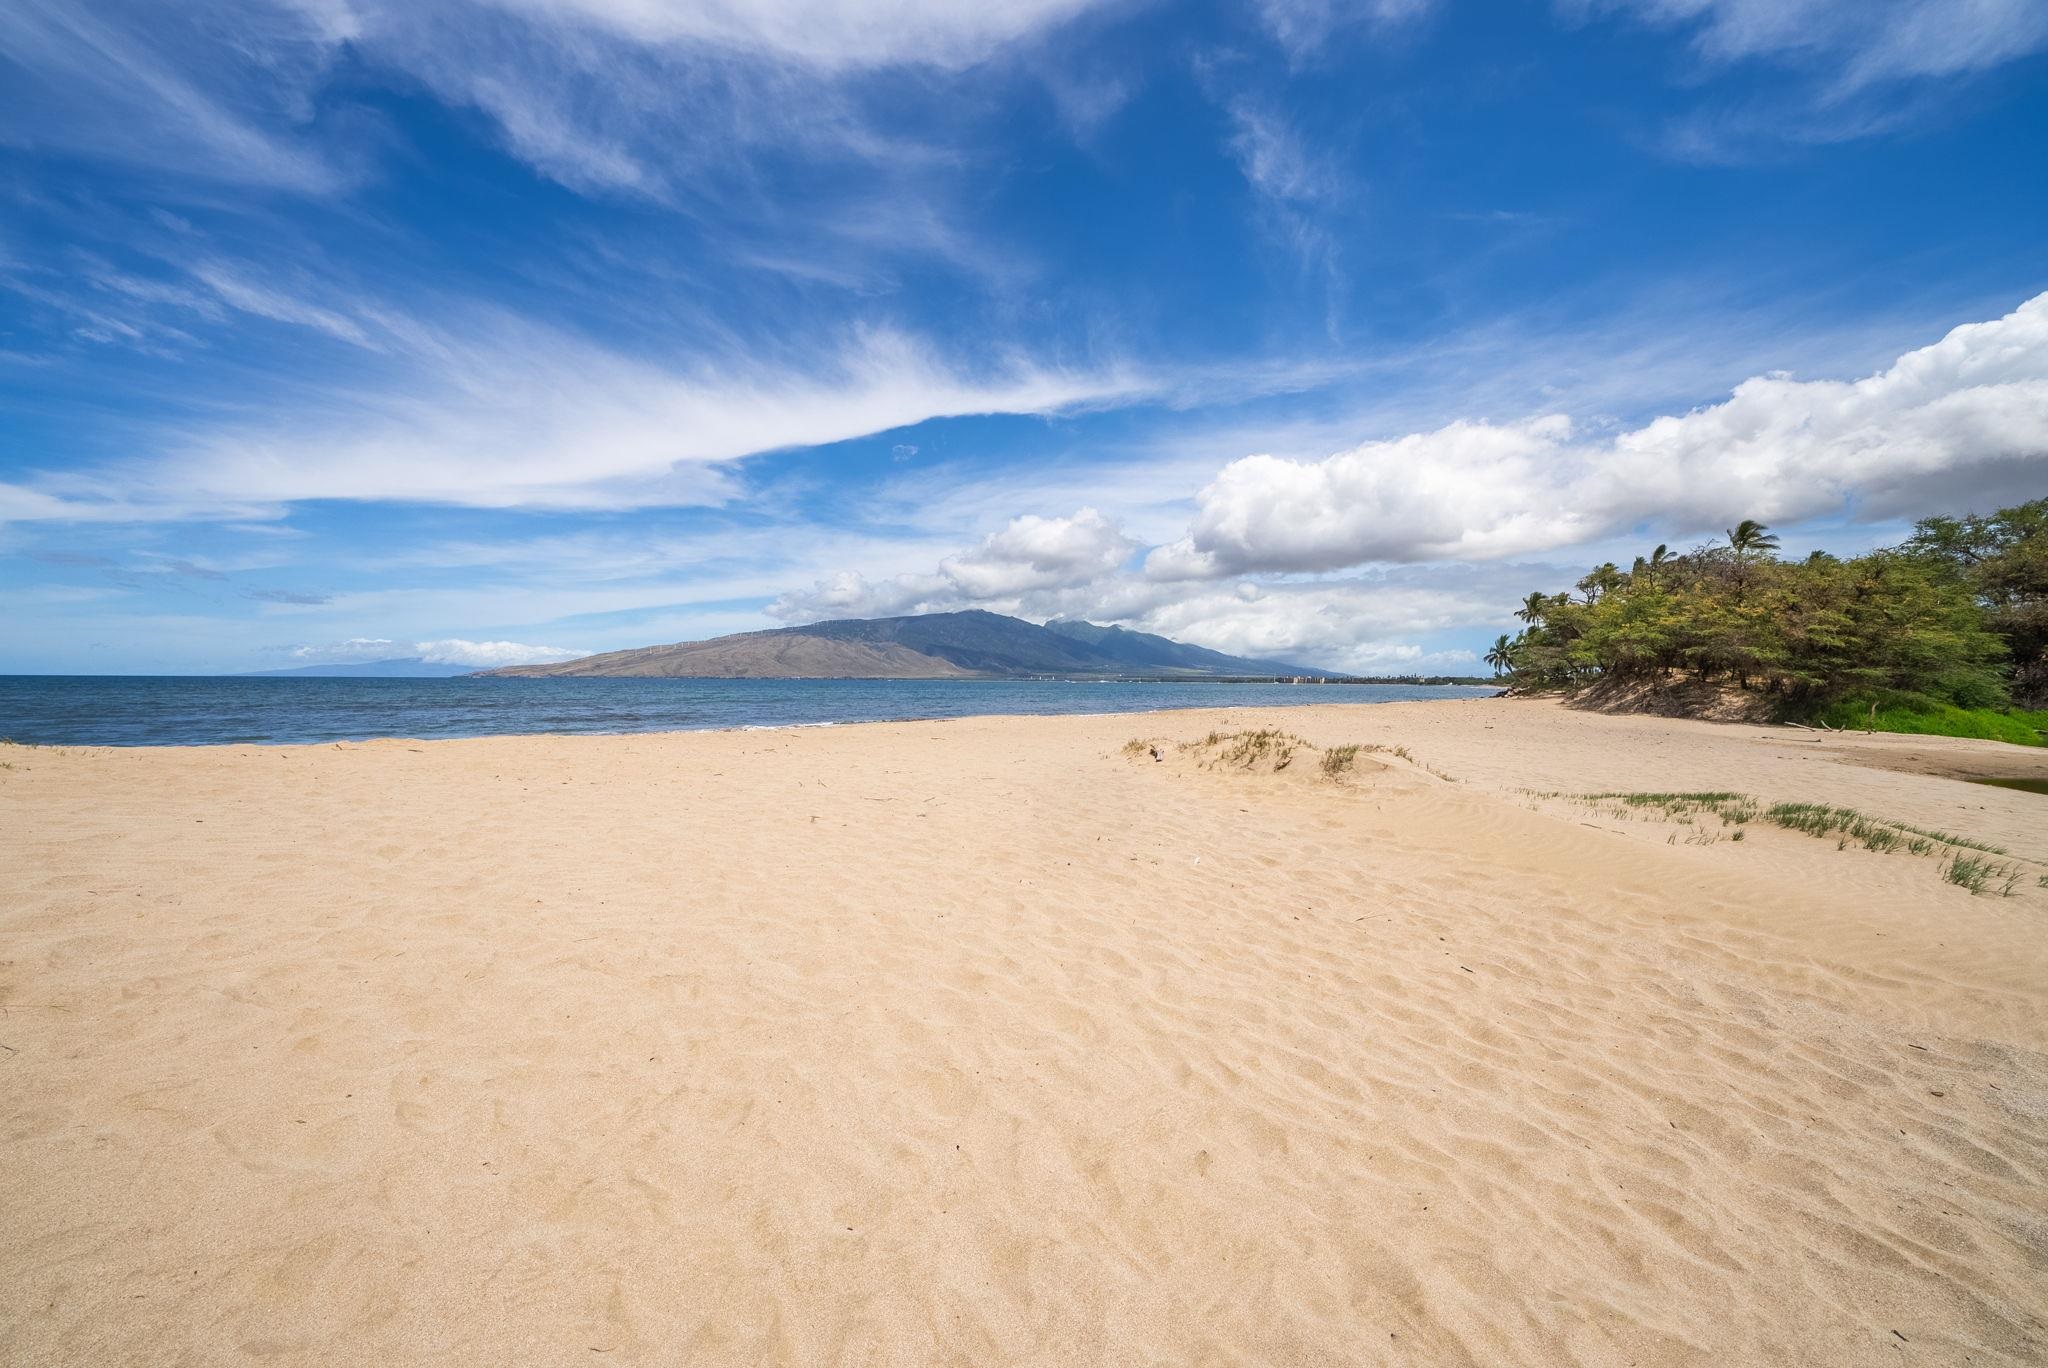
[1148,415,1587,576]
[1080,573,1510,672]
[1151,291,2048,576]
[772,507,1138,621]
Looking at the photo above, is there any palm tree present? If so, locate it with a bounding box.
[1727,520,1779,557]
[1514,592,1548,624]
[1484,634,1513,677]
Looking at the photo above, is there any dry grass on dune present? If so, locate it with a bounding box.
[3,697,2047,1366]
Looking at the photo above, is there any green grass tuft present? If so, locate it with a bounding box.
[1762,801,2005,855]
[1941,853,2026,896]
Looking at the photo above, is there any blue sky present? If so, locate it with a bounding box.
[3,0,2046,674]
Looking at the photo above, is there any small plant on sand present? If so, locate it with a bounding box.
[1574,791,1756,829]
[1762,802,2003,856]
[1216,729,1301,770]
[1941,853,2026,896]
[1121,738,1150,758]
[1182,729,1310,771]
[1319,744,1361,778]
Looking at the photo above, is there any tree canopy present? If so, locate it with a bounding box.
[1902,498,2048,706]
[1498,505,2047,712]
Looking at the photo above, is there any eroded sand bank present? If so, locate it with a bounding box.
[4,698,2046,1365]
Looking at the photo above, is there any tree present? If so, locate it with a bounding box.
[1577,562,1624,604]
[1727,520,1779,556]
[1499,519,2009,710]
[1905,498,2048,704]
[1484,635,1513,677]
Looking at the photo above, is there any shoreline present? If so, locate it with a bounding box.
[0,678,1504,750]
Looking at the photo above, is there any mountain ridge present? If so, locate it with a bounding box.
[482,610,1333,679]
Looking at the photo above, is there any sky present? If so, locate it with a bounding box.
[2,0,2046,675]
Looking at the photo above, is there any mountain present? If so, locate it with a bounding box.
[482,610,1332,679]
[240,658,484,678]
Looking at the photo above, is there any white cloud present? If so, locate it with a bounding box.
[772,507,1137,621]
[0,0,1121,198]
[1254,0,1438,61]
[7,313,1147,519]
[1567,0,2048,88]
[290,637,398,662]
[290,636,582,665]
[1149,415,1587,576]
[939,507,1137,597]
[1224,100,1338,205]
[188,265,376,348]
[412,637,583,665]
[0,1,348,190]
[1152,292,2048,575]
[476,0,1111,70]
[1561,0,2048,155]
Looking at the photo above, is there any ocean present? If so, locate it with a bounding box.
[0,675,1502,747]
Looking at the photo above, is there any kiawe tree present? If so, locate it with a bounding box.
[1905,498,2048,705]
[1499,506,2031,718]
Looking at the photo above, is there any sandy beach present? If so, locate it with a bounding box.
[4,696,2046,1366]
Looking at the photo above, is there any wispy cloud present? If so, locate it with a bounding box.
[1562,0,2048,157]
[1253,0,1440,64]
[0,0,348,191]
[4,265,1152,521]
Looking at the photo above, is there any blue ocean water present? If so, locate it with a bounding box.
[0,676,1502,747]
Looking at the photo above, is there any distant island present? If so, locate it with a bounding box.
[482,609,1344,680]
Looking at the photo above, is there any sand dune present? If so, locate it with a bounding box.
[3,698,2046,1365]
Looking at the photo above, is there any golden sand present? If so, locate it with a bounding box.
[4,698,2046,1365]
